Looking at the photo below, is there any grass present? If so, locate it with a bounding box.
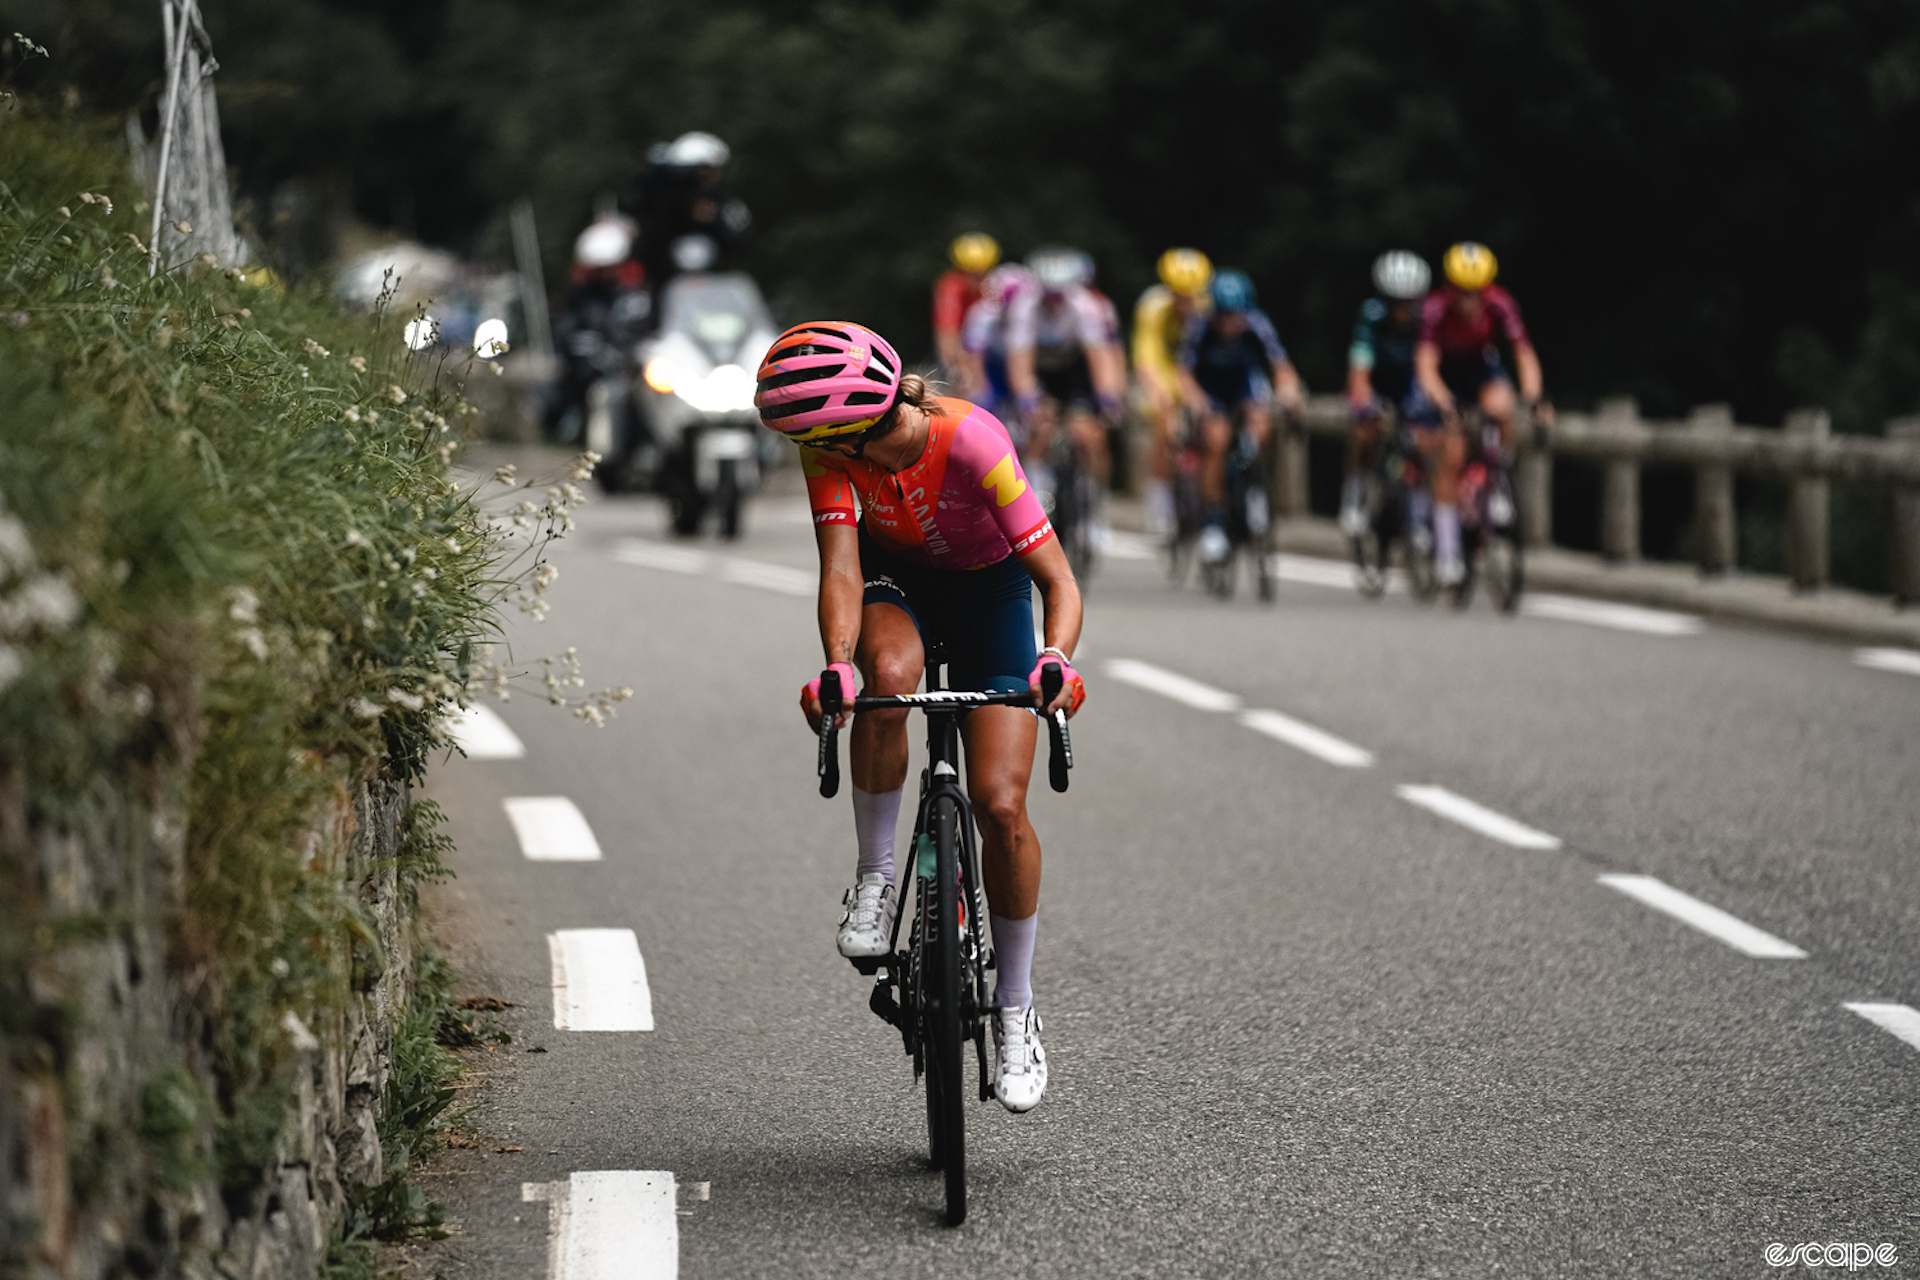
[0,102,599,1270]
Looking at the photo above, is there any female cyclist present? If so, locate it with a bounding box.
[755,321,1086,1113]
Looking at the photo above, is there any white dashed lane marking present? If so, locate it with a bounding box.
[447,703,526,759]
[549,929,654,1031]
[612,537,812,596]
[524,1171,678,1279]
[1396,785,1563,849]
[1844,1003,1920,1052]
[1238,709,1375,768]
[1597,874,1808,959]
[1519,593,1703,636]
[504,797,603,862]
[1104,658,1243,712]
[1855,646,1920,677]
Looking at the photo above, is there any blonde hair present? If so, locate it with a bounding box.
[873,372,946,435]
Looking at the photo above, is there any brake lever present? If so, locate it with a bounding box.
[817,668,842,799]
[1039,662,1072,793]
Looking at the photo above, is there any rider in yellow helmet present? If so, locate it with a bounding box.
[1132,248,1213,534]
[934,233,1000,395]
[1410,242,1552,586]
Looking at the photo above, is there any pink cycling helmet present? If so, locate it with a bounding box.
[755,321,904,443]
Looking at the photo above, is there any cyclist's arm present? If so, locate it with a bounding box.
[1414,341,1453,415]
[1512,341,1543,406]
[1348,305,1379,407]
[1271,359,1303,412]
[810,520,863,727]
[1248,312,1302,412]
[1347,364,1375,405]
[1019,537,1084,716]
[1087,341,1127,403]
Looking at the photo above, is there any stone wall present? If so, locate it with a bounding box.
[2,774,414,1280]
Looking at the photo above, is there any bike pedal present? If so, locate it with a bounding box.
[848,952,894,977]
[868,979,901,1028]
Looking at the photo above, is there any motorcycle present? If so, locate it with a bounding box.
[598,269,778,538]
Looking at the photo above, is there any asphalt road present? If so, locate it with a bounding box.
[408,450,1919,1279]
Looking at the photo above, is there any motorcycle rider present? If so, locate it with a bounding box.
[632,131,751,296]
[544,211,652,443]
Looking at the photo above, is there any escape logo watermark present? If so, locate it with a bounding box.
[1766,1243,1900,1270]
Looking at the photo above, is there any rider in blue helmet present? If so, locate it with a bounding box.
[1176,269,1303,560]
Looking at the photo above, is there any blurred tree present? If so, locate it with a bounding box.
[6,0,1920,435]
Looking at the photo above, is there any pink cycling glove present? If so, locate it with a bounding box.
[803,662,860,716]
[1028,653,1086,716]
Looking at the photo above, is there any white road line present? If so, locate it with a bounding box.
[524,1171,678,1279]
[504,797,603,862]
[613,539,708,574]
[447,703,526,759]
[1597,874,1808,958]
[1855,646,1920,677]
[1239,709,1375,767]
[1520,593,1703,636]
[1272,553,1359,591]
[1843,1002,1920,1052]
[549,929,654,1030]
[720,558,814,596]
[1395,785,1562,849]
[1104,658,1243,712]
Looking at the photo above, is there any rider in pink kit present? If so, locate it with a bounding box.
[758,319,1086,1113]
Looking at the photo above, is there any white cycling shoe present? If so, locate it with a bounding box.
[1338,501,1370,538]
[1198,525,1230,564]
[1437,555,1466,587]
[836,873,896,961]
[992,1005,1049,1113]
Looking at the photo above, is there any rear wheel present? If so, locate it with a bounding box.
[923,797,967,1226]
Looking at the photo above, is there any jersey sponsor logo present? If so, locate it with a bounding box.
[814,509,853,525]
[980,454,1028,507]
[1012,519,1054,555]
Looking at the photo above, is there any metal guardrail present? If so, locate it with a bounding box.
[1279,395,1920,606]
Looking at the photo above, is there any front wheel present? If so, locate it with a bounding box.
[1483,527,1523,614]
[922,797,967,1226]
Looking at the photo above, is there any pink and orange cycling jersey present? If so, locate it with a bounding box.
[802,397,1054,569]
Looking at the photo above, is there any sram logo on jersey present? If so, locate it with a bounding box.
[814,510,853,525]
[1012,520,1054,555]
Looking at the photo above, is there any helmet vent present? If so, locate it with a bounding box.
[760,365,840,391]
[758,395,829,420]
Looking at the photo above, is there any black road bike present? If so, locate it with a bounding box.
[1451,410,1523,613]
[814,654,1073,1227]
[1351,411,1438,603]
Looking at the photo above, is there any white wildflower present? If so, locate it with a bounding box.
[0,572,81,636]
[348,355,367,373]
[492,464,517,486]
[173,220,192,234]
[296,364,309,379]
[237,627,268,661]
[344,529,369,549]
[385,688,425,711]
[569,451,602,481]
[0,513,37,577]
[227,586,259,623]
[280,1011,320,1052]
[351,697,385,719]
[345,407,361,422]
[386,384,407,405]
[302,338,331,358]
[533,563,559,590]
[444,538,461,553]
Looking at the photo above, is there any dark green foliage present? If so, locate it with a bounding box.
[15,0,1918,439]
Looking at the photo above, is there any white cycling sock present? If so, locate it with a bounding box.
[1434,503,1462,564]
[1340,474,1366,512]
[991,911,1037,1010]
[851,786,901,883]
[1145,477,1174,530]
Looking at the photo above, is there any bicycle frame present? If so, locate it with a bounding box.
[812,658,1071,1225]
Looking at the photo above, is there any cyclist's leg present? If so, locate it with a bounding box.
[1342,405,1382,534]
[1479,374,1516,452]
[850,535,928,887]
[1141,377,1179,533]
[1198,406,1231,508]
